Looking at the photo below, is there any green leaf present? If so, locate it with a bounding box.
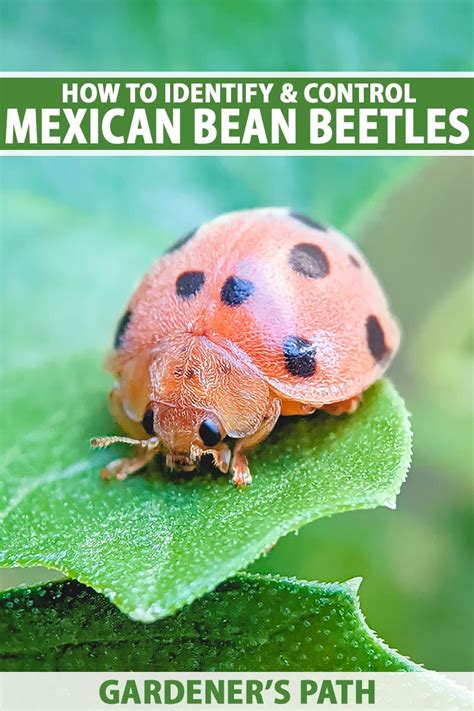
[411,271,474,407]
[0,574,418,671]
[0,354,411,622]
[408,272,474,477]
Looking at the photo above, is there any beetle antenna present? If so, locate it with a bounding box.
[91,435,159,450]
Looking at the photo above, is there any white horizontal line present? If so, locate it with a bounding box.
[0,71,472,78]
[1,150,472,157]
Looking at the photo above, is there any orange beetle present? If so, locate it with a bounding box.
[92,208,399,486]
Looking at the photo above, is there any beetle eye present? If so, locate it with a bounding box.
[142,409,155,436]
[199,418,221,448]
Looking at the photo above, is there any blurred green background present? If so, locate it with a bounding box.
[0,0,473,672]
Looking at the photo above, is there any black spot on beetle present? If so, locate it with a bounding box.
[164,228,197,254]
[220,276,255,307]
[114,310,132,349]
[176,271,206,299]
[290,212,327,232]
[199,418,221,448]
[142,409,155,436]
[349,254,361,268]
[366,315,390,363]
[283,335,317,378]
[289,242,329,279]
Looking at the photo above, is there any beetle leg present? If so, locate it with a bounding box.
[322,394,362,416]
[210,443,231,474]
[99,446,159,481]
[231,397,281,487]
[280,399,318,416]
[91,436,160,481]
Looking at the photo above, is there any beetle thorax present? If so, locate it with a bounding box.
[149,334,270,439]
[115,333,271,459]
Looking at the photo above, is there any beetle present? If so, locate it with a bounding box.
[92,208,399,486]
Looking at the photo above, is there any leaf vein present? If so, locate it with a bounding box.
[0,459,90,521]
